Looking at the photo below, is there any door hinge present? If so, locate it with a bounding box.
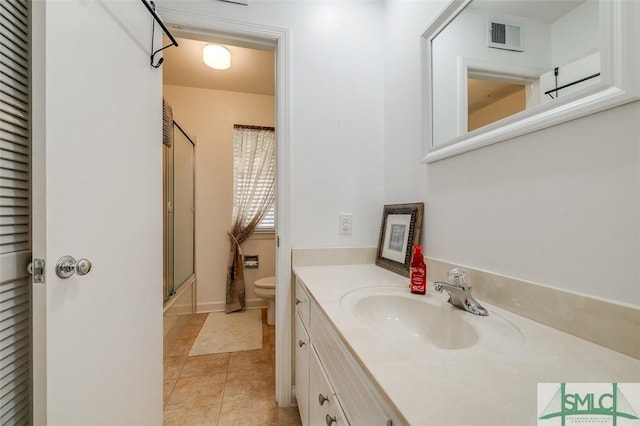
[28,258,46,283]
[277,236,280,247]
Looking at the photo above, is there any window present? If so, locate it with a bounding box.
[233,126,276,232]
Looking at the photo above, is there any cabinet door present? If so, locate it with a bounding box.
[295,313,310,425]
[309,347,349,426]
[309,347,332,426]
[328,396,350,426]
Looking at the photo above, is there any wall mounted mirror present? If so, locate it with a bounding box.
[422,0,639,162]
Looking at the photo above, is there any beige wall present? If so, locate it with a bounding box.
[163,84,276,312]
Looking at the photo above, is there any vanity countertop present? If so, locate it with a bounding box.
[292,264,640,426]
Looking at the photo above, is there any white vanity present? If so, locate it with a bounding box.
[293,263,640,426]
[294,277,404,426]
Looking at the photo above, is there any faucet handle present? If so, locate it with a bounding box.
[447,268,466,287]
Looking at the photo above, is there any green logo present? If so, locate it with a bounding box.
[539,383,639,425]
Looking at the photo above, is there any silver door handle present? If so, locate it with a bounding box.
[56,255,92,278]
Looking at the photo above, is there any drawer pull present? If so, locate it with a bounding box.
[298,340,306,348]
[318,393,329,406]
[295,298,302,305]
[325,414,337,425]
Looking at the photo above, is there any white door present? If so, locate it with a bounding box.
[31,1,163,424]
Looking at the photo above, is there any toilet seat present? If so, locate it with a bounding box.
[254,276,275,289]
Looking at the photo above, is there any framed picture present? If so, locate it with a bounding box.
[375,203,424,277]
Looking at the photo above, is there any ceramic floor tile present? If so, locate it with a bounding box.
[180,353,230,378]
[163,400,221,426]
[277,407,302,426]
[164,337,197,357]
[163,309,277,425]
[223,366,275,401]
[217,396,277,426]
[166,373,227,407]
[268,333,275,349]
[166,324,203,343]
[163,379,176,408]
[228,347,273,372]
[164,354,187,380]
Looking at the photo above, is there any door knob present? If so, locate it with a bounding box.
[56,255,92,278]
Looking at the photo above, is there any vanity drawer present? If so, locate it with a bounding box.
[295,279,311,328]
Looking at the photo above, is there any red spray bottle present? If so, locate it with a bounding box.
[410,245,426,295]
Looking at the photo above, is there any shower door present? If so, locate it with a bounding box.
[164,122,195,301]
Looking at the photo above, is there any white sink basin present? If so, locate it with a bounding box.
[340,286,524,351]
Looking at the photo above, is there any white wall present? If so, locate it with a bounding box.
[158,0,386,249]
[383,0,445,205]
[163,85,275,311]
[384,1,640,307]
[551,0,599,66]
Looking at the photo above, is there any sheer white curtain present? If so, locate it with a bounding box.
[226,126,276,313]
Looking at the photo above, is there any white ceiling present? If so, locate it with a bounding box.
[162,37,275,96]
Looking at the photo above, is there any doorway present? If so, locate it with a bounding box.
[156,7,292,407]
[161,36,276,311]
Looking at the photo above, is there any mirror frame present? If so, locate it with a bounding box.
[422,0,639,163]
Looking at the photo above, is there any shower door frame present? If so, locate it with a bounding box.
[164,120,197,304]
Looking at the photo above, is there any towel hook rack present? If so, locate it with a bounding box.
[140,0,178,68]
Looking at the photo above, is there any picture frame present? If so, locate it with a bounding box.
[375,202,424,277]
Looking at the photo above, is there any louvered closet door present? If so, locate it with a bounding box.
[0,0,32,424]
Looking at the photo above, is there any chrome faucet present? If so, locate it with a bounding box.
[434,268,489,316]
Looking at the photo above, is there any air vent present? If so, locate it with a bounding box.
[488,19,523,52]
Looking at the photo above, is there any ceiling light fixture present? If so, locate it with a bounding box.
[203,44,231,70]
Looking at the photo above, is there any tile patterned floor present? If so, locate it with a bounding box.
[164,309,302,426]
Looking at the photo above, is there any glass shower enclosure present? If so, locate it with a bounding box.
[163,121,195,303]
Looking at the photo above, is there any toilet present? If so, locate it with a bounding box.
[254,276,276,325]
